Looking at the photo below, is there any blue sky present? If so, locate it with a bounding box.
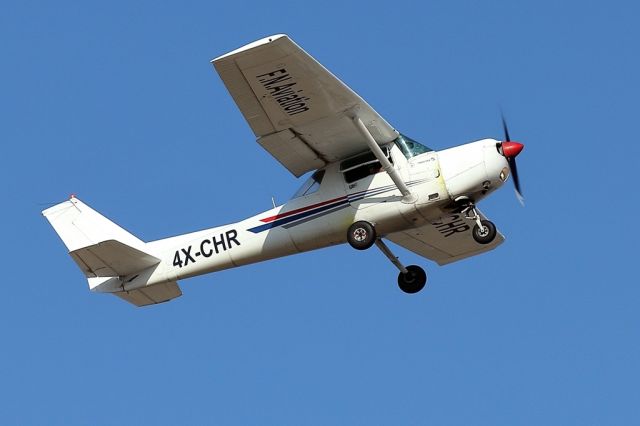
[2,0,638,424]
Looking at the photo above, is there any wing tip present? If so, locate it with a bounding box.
[211,34,289,63]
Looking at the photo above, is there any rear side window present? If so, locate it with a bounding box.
[291,170,325,198]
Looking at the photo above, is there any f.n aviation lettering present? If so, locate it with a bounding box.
[256,69,310,116]
[173,229,241,268]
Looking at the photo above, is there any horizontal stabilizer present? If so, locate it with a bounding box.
[70,240,159,278]
[115,282,182,307]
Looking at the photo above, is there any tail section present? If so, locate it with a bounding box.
[42,196,181,307]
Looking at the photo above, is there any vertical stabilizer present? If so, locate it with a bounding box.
[42,196,146,255]
[42,197,182,307]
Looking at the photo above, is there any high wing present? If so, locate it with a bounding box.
[212,34,398,177]
[387,211,505,266]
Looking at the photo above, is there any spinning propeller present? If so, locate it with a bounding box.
[499,115,525,205]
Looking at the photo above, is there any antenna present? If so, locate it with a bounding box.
[271,196,277,209]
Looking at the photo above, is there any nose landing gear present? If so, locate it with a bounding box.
[472,219,497,244]
[459,201,497,245]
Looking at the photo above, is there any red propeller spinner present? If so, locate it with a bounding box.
[501,141,524,158]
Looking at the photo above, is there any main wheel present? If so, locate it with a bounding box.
[397,265,427,294]
[472,220,497,244]
[347,221,376,250]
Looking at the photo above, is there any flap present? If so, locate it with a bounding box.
[257,129,325,177]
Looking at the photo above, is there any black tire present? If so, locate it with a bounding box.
[347,221,376,250]
[397,265,427,294]
[472,220,497,244]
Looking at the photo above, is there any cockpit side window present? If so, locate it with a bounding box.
[394,134,433,159]
[340,146,392,184]
[291,170,325,199]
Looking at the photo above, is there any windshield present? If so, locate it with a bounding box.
[394,134,433,159]
[291,170,325,199]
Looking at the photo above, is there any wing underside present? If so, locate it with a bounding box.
[387,211,505,266]
[212,34,398,176]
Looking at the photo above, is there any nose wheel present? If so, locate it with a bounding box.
[472,220,497,244]
[460,201,497,245]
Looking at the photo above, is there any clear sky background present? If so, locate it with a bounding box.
[1,0,638,424]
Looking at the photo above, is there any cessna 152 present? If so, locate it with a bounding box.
[43,34,524,307]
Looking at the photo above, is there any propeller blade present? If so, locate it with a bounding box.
[499,114,524,205]
[507,156,524,206]
[501,113,511,142]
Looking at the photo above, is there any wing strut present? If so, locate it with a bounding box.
[351,116,417,203]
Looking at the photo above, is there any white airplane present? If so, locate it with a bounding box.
[43,34,524,307]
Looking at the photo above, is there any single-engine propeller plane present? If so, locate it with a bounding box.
[43,34,524,306]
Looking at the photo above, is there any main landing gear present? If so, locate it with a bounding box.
[460,201,497,245]
[347,221,377,250]
[347,221,427,294]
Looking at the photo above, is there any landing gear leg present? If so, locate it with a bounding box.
[375,239,427,294]
[461,202,497,245]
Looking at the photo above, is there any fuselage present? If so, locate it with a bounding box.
[123,136,510,292]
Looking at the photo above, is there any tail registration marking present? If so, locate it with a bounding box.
[173,230,240,268]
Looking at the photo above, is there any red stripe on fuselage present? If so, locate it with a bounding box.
[260,195,347,223]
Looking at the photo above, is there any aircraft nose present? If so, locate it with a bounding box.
[501,141,524,158]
